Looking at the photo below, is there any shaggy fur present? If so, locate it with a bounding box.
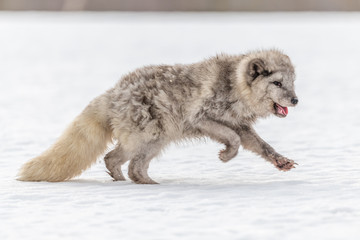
[18,49,298,184]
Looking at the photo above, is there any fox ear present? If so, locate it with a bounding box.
[247,58,267,81]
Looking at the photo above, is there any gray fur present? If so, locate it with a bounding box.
[100,49,298,184]
[18,49,298,184]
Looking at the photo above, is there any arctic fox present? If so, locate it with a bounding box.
[18,49,298,184]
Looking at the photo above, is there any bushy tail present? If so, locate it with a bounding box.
[18,102,112,182]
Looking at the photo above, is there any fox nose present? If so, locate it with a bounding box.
[291,97,298,105]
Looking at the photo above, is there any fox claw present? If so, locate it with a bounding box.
[106,170,126,181]
[106,171,113,178]
[273,157,297,171]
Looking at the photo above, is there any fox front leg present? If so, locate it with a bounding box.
[197,119,241,162]
[236,125,297,171]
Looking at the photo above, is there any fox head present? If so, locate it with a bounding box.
[237,49,298,118]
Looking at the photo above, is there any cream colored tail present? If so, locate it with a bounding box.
[18,104,112,182]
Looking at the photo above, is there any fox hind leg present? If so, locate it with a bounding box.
[128,141,162,184]
[104,144,128,181]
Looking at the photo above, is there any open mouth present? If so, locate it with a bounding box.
[274,103,288,117]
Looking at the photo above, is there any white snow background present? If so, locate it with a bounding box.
[1,12,360,240]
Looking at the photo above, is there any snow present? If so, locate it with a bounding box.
[1,12,360,240]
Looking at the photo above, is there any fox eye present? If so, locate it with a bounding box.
[273,81,282,87]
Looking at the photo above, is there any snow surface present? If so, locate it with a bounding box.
[1,12,360,240]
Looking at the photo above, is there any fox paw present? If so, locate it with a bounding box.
[219,148,238,162]
[106,169,126,181]
[273,156,297,171]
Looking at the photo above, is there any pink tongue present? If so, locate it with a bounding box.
[276,104,288,116]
